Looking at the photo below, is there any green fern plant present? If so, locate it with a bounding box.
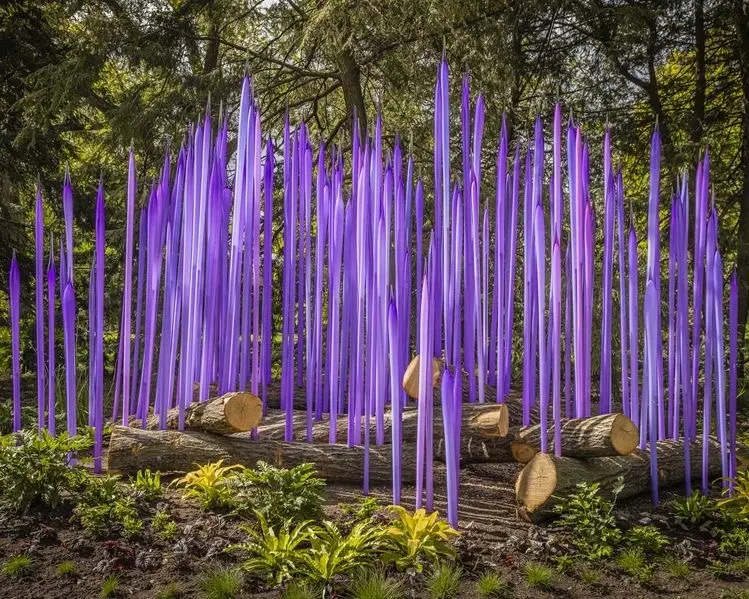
[382,506,459,572]
[173,460,243,510]
[303,521,384,582]
[625,525,669,554]
[228,511,316,584]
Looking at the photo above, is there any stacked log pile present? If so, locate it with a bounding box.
[107,368,714,520]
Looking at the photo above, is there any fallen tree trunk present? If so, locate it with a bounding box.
[510,413,638,463]
[259,402,509,445]
[142,393,263,435]
[107,426,418,484]
[515,438,722,521]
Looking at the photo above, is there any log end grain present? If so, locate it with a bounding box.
[510,441,538,464]
[514,452,557,515]
[470,404,509,438]
[402,355,443,399]
[222,392,263,431]
[610,413,638,456]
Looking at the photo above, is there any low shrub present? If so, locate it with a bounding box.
[552,477,624,559]
[304,521,385,583]
[0,430,91,513]
[232,462,325,526]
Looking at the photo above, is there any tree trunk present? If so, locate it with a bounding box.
[510,413,638,463]
[336,45,367,139]
[142,392,262,435]
[515,438,722,521]
[259,403,509,446]
[107,425,418,484]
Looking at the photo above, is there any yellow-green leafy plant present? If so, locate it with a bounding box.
[228,511,317,585]
[303,521,385,582]
[719,471,749,518]
[173,460,243,510]
[132,469,162,499]
[382,506,459,572]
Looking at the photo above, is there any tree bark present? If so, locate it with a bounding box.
[510,413,638,463]
[259,402,509,446]
[107,425,418,484]
[515,438,722,521]
[142,392,262,435]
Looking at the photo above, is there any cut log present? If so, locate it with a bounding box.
[107,425,418,484]
[515,438,722,521]
[259,403,509,447]
[510,413,638,463]
[142,393,263,435]
[401,355,444,399]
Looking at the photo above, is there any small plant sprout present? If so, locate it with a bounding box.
[523,563,553,589]
[132,468,162,499]
[156,583,184,599]
[617,548,653,583]
[554,555,574,574]
[347,568,405,599]
[1,554,33,578]
[100,574,121,598]
[625,525,669,554]
[56,560,79,578]
[173,460,243,510]
[475,571,505,597]
[197,565,244,599]
[427,563,462,599]
[152,509,179,540]
[579,569,600,585]
[663,558,690,579]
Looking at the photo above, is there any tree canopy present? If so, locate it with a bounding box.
[1,0,748,378]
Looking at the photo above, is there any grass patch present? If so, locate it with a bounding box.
[617,548,652,583]
[663,558,690,579]
[720,591,749,599]
[100,575,121,598]
[579,568,600,585]
[281,581,321,599]
[198,566,243,599]
[156,583,184,599]
[347,569,404,599]
[523,563,553,590]
[1,554,33,578]
[475,572,506,597]
[56,560,79,578]
[427,563,462,599]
